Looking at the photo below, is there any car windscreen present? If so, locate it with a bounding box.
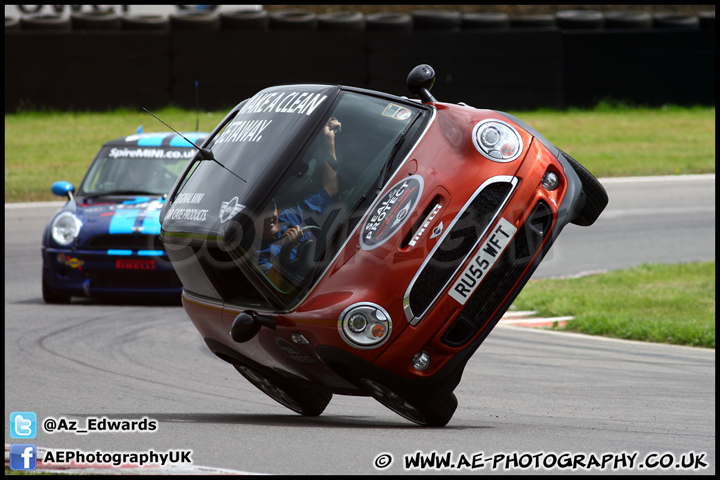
[162,87,425,311]
[249,92,424,301]
[162,85,340,236]
[78,146,196,196]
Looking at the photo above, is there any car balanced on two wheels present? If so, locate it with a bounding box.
[159,64,607,426]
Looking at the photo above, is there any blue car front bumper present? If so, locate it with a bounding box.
[42,247,183,299]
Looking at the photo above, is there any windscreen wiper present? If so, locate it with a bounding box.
[81,190,160,200]
[377,111,424,189]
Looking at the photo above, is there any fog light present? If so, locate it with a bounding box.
[412,351,431,371]
[291,333,310,345]
[542,171,559,191]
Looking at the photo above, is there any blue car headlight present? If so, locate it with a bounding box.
[472,119,523,162]
[51,212,82,246]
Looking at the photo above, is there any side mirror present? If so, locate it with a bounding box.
[407,64,437,104]
[51,181,75,200]
[231,311,276,343]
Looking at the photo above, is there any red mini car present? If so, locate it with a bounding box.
[160,65,607,426]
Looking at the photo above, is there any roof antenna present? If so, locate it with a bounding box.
[142,107,247,183]
[143,107,213,160]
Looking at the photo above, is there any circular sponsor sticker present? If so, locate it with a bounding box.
[360,175,423,250]
[396,108,412,120]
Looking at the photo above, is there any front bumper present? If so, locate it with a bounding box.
[42,247,183,298]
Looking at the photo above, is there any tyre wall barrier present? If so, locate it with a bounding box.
[563,29,715,108]
[366,30,564,110]
[4,19,715,112]
[5,31,171,111]
[170,31,366,112]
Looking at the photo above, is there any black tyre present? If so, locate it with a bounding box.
[19,13,71,31]
[317,11,365,32]
[699,11,715,30]
[70,10,121,30]
[412,10,461,31]
[121,14,170,31]
[42,269,71,304]
[652,13,699,29]
[220,9,269,31]
[461,12,510,30]
[604,11,652,29]
[269,9,317,31]
[360,378,457,427]
[170,10,220,31]
[6,16,20,30]
[366,13,413,32]
[561,151,608,227]
[555,10,605,30]
[176,5,218,12]
[235,365,332,417]
[510,14,556,29]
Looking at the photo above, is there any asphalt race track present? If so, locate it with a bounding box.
[4,175,715,475]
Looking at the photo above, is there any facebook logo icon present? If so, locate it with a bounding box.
[10,411,37,439]
[9,444,37,471]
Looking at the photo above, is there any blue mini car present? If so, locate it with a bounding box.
[41,130,208,304]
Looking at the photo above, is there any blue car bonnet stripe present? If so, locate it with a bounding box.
[136,134,167,146]
[109,209,140,234]
[141,210,162,235]
[123,197,151,205]
[170,133,203,147]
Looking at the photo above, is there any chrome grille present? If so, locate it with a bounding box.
[404,176,517,324]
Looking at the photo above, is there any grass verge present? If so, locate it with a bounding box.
[511,262,715,348]
[4,104,715,203]
[517,103,715,178]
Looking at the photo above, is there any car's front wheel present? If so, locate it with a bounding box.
[563,151,609,227]
[235,365,332,417]
[359,378,458,427]
[42,269,71,304]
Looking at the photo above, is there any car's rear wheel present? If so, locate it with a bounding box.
[42,269,71,304]
[562,151,609,227]
[235,365,332,417]
[359,378,457,427]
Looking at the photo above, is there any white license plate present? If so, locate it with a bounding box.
[448,217,517,305]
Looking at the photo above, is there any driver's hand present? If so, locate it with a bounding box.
[281,225,303,246]
[323,117,342,178]
[324,117,341,139]
[324,117,342,153]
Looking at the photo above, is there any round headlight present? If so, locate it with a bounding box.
[347,312,369,334]
[51,212,82,246]
[473,119,523,162]
[338,303,392,349]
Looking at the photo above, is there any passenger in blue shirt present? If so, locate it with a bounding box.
[258,117,342,282]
